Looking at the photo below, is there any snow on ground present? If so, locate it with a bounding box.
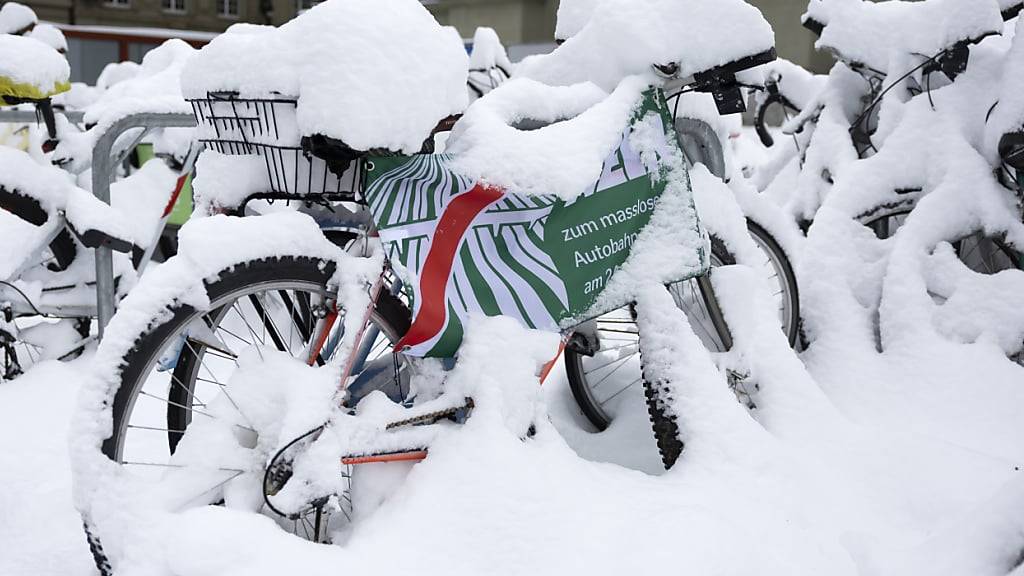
[0,359,97,576]
[3,2,1024,574]
[2,288,1022,575]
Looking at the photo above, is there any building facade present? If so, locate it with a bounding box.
[10,0,833,83]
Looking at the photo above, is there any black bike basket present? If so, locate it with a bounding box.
[188,92,352,197]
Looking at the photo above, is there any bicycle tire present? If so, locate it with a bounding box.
[104,255,409,458]
[89,256,409,575]
[864,209,1024,363]
[565,221,799,432]
[639,273,728,470]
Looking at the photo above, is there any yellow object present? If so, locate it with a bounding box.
[0,75,70,103]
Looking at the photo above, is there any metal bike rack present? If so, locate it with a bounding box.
[0,108,85,125]
[91,112,197,338]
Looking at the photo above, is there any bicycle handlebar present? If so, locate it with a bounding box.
[1003,1,1024,21]
[802,16,824,38]
[753,87,800,148]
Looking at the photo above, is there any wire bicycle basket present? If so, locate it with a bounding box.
[188,92,354,199]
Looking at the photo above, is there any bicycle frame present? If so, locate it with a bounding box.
[289,84,717,465]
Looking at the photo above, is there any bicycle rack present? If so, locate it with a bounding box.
[0,109,198,339]
[0,108,85,125]
[91,112,197,338]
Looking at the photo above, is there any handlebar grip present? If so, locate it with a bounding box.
[37,98,57,141]
[802,17,825,37]
[755,94,777,147]
[754,91,802,148]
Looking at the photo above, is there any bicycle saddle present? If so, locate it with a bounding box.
[303,114,463,173]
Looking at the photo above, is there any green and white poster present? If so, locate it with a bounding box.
[364,92,705,357]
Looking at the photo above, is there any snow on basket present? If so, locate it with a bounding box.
[182,0,468,197]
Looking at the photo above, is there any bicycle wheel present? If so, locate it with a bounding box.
[866,209,1024,364]
[565,222,799,431]
[944,230,1023,365]
[953,231,1023,275]
[746,221,801,347]
[99,256,410,547]
[1,316,90,379]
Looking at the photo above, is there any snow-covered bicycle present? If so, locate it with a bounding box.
[0,36,197,379]
[75,0,795,571]
[563,61,802,431]
[750,0,1015,235]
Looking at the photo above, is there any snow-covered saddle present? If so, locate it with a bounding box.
[0,33,69,103]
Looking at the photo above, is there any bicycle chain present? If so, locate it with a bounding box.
[384,398,474,430]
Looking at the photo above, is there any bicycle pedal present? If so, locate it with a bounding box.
[726,369,758,410]
[264,426,326,497]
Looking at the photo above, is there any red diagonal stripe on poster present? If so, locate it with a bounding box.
[394,183,504,352]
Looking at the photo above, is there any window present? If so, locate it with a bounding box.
[218,0,239,17]
[66,37,119,84]
[162,0,186,13]
[296,0,321,13]
[128,42,161,63]
[103,0,129,7]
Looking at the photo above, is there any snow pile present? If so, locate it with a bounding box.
[805,0,1003,73]
[468,27,512,73]
[448,77,646,198]
[54,39,196,171]
[517,0,773,90]
[0,34,70,100]
[0,2,35,35]
[181,0,468,153]
[553,0,600,41]
[0,362,98,576]
[28,23,67,53]
[190,150,271,213]
[83,39,195,122]
[467,27,513,102]
[95,61,142,91]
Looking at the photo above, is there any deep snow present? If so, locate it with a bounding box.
[2,294,1022,575]
[2,0,1024,573]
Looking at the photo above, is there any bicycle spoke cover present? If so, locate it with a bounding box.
[364,91,705,357]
